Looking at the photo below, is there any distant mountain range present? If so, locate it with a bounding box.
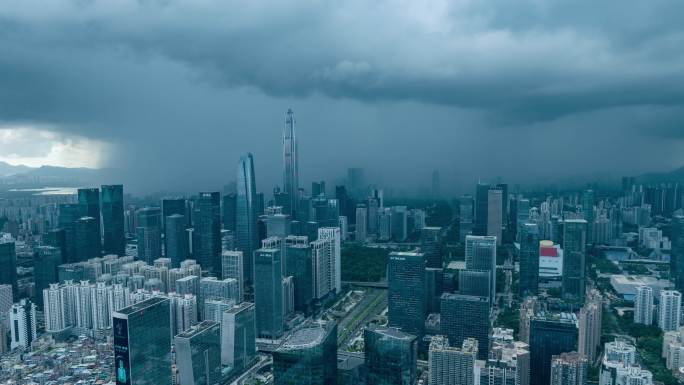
[0,161,33,177]
[637,165,684,184]
[0,161,120,187]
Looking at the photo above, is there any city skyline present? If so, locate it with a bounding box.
[1,2,684,385]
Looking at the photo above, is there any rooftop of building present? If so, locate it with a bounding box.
[564,218,588,224]
[367,326,416,341]
[175,321,219,339]
[279,325,328,350]
[112,296,168,317]
[441,292,490,302]
[256,247,280,253]
[226,302,254,314]
[533,311,578,324]
[175,275,199,282]
[389,251,424,258]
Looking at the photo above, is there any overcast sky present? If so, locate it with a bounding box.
[0,0,683,195]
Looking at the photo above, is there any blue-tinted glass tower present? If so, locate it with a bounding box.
[237,154,258,283]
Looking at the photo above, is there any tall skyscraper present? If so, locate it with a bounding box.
[312,180,326,197]
[113,297,172,385]
[474,183,490,236]
[222,193,237,232]
[198,277,240,318]
[0,234,18,298]
[355,204,368,242]
[440,293,490,360]
[388,251,426,337]
[0,284,13,325]
[78,188,101,250]
[367,196,380,236]
[310,238,333,299]
[550,352,588,385]
[285,241,314,312]
[582,190,595,244]
[487,188,503,245]
[273,320,337,385]
[318,227,341,293]
[421,227,443,269]
[283,109,299,216]
[458,195,474,241]
[519,222,540,297]
[161,197,187,230]
[33,245,62,309]
[365,326,417,385]
[254,248,283,339]
[465,235,497,303]
[659,290,682,332]
[10,299,37,350]
[45,228,67,263]
[165,214,188,268]
[101,185,125,256]
[75,216,100,262]
[578,292,602,363]
[529,313,579,385]
[221,302,256,370]
[43,283,68,333]
[174,321,222,385]
[432,169,441,198]
[425,267,444,313]
[458,269,491,299]
[391,206,408,242]
[195,192,221,275]
[634,285,654,325]
[237,153,258,283]
[671,215,684,292]
[496,183,509,227]
[59,203,82,263]
[136,207,162,265]
[221,250,244,302]
[562,219,587,303]
[428,335,478,385]
[347,168,365,198]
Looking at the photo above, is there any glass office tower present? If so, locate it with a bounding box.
[174,321,222,385]
[78,188,101,250]
[236,153,258,283]
[529,312,579,385]
[364,326,417,385]
[387,251,426,337]
[221,302,257,371]
[254,247,283,339]
[0,235,17,298]
[33,246,61,308]
[136,207,162,265]
[562,219,587,303]
[273,320,337,385]
[113,296,171,385]
[519,222,540,297]
[195,192,221,275]
[440,293,490,360]
[165,214,188,268]
[101,185,125,256]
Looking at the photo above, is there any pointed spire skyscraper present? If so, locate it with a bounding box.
[283,109,299,216]
[237,153,258,283]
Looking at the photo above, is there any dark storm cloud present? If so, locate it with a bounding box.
[0,0,683,194]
